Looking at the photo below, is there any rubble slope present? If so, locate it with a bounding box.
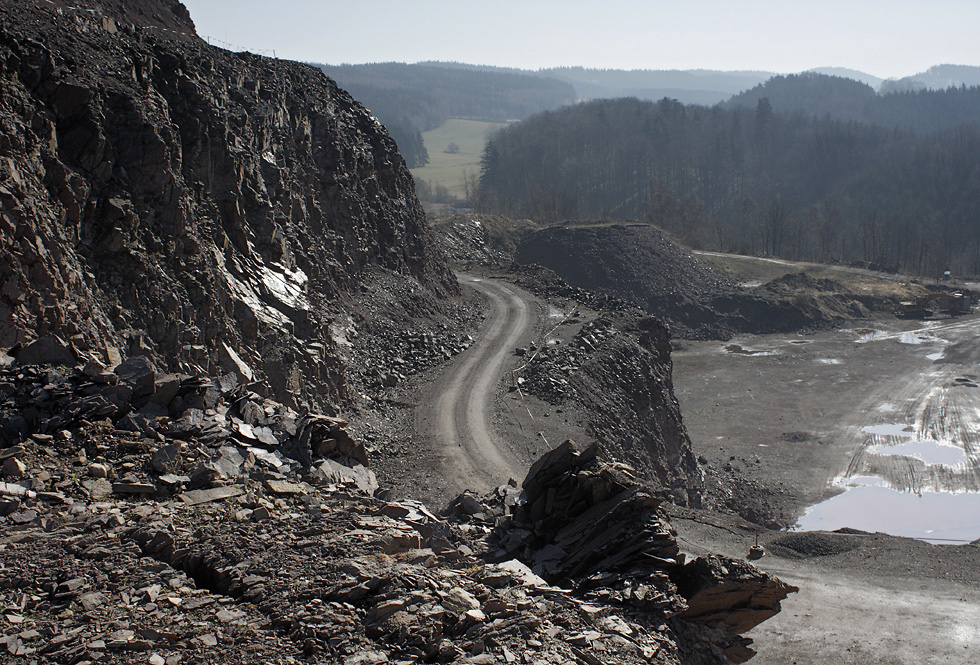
[1,358,794,665]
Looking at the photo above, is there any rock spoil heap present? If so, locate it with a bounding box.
[514,224,897,340]
[511,302,703,505]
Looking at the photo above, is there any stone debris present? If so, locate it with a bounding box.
[445,440,797,663]
[0,350,794,665]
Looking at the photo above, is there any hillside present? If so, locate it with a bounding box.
[478,96,980,277]
[724,73,878,122]
[313,62,576,166]
[538,66,773,105]
[881,64,980,93]
[726,72,980,133]
[0,0,456,410]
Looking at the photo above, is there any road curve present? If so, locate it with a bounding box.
[420,274,538,494]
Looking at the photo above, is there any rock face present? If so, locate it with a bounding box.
[0,0,455,408]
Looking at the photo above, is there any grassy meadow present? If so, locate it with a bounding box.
[410,119,508,200]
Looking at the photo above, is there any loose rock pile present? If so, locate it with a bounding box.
[1,334,377,506]
[2,351,793,664]
[445,441,797,663]
[513,310,704,506]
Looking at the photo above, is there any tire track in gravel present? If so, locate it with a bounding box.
[835,317,980,494]
[418,274,538,496]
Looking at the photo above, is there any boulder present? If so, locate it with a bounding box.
[114,356,156,406]
[14,335,77,367]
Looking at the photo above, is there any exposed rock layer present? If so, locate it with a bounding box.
[0,0,455,408]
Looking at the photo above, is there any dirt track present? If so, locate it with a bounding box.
[415,275,539,496]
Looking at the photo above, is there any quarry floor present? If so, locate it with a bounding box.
[672,315,980,664]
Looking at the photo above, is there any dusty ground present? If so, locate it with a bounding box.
[673,316,980,533]
[672,310,980,663]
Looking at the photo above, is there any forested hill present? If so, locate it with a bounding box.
[313,62,576,166]
[881,64,980,93]
[477,96,980,277]
[726,72,980,134]
[537,67,773,105]
[419,63,777,105]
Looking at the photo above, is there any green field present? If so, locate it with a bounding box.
[410,119,508,199]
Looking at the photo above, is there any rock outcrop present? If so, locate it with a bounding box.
[0,0,455,409]
[503,265,704,504]
[445,440,797,664]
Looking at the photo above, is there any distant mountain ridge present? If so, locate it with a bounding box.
[417,61,777,105]
[725,72,980,134]
[311,60,980,175]
[881,64,980,93]
[807,67,883,89]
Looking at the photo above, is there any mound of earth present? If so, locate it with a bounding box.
[514,224,900,340]
[430,213,541,267]
[769,531,864,558]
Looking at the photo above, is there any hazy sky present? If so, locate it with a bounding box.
[180,0,980,79]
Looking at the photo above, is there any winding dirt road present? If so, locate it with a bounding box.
[417,274,538,496]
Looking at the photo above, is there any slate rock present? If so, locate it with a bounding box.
[114,356,156,405]
[179,486,244,506]
[15,335,77,367]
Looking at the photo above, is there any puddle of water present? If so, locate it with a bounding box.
[899,331,924,345]
[797,485,980,543]
[840,475,887,488]
[816,358,840,365]
[790,340,810,345]
[856,330,884,343]
[725,344,777,357]
[927,352,944,361]
[547,306,565,318]
[862,423,914,437]
[868,440,969,466]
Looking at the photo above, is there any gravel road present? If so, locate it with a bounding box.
[416,274,540,496]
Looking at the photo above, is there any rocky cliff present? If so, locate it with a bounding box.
[0,0,455,408]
